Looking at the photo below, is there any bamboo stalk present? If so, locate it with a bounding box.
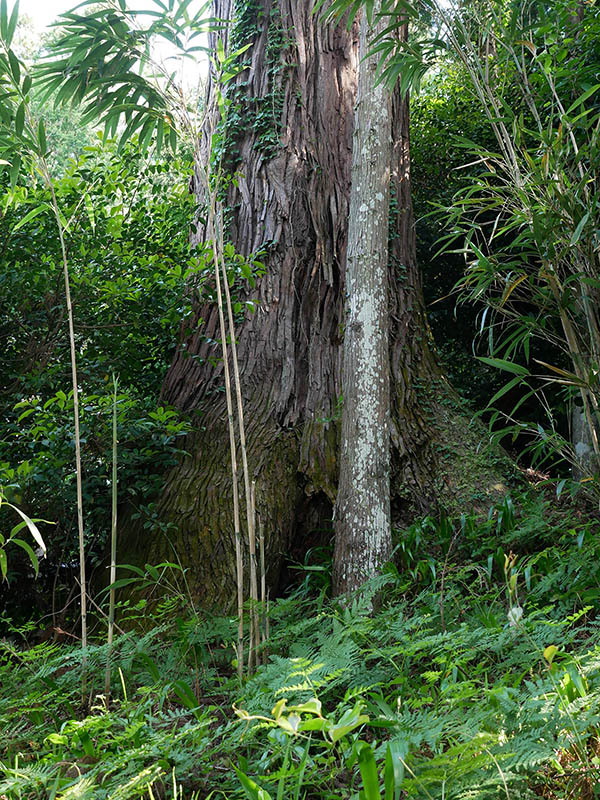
[246,481,258,670]
[546,271,600,460]
[265,590,270,664]
[258,504,266,665]
[43,172,88,693]
[208,212,244,680]
[105,375,118,701]
[184,69,249,680]
[258,510,269,666]
[216,210,259,672]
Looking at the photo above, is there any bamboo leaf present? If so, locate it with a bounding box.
[37,118,47,154]
[10,537,39,575]
[115,563,146,577]
[570,212,589,245]
[515,39,536,55]
[384,740,406,800]
[155,116,164,153]
[168,123,177,153]
[0,0,7,39]
[533,359,582,382]
[358,742,382,800]
[500,273,528,306]
[84,193,95,231]
[486,375,524,408]
[9,154,20,187]
[566,84,600,116]
[234,767,272,800]
[8,48,20,85]
[478,357,530,376]
[104,576,144,591]
[14,100,24,136]
[5,501,47,555]
[12,203,49,232]
[170,679,198,711]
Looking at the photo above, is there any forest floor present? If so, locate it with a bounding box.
[1,489,599,800]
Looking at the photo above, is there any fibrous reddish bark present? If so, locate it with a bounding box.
[119,0,505,608]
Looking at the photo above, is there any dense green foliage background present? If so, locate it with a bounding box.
[0,136,196,607]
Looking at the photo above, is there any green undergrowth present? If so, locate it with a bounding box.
[1,494,600,799]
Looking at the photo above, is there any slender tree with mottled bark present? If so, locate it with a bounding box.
[333,2,393,595]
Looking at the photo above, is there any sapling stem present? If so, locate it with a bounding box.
[105,374,119,701]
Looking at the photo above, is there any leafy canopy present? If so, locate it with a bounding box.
[35,0,214,151]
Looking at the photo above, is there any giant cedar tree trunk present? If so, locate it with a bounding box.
[119,0,507,609]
